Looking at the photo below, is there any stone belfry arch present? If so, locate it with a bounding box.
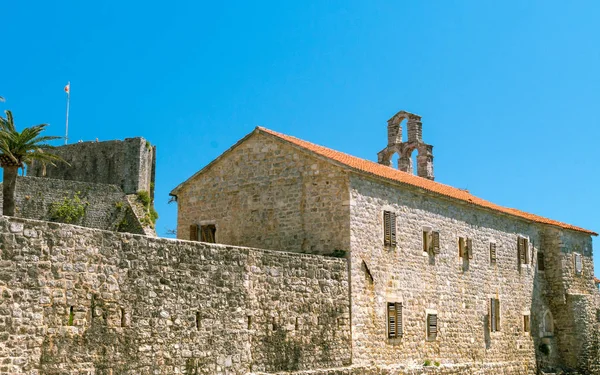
[377,110,434,180]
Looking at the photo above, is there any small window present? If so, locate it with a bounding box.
[423,230,440,254]
[596,309,600,323]
[200,225,216,243]
[537,252,545,271]
[426,314,437,341]
[387,302,403,338]
[190,224,199,241]
[518,237,529,265]
[459,237,472,259]
[574,253,583,275]
[383,211,397,247]
[523,315,530,334]
[489,242,497,264]
[489,298,500,332]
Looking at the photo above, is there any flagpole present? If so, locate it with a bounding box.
[65,82,70,145]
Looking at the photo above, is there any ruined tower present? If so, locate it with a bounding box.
[377,110,434,180]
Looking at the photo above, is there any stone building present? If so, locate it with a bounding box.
[171,110,600,374]
[0,137,158,236]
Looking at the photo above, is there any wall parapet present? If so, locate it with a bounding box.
[0,216,350,375]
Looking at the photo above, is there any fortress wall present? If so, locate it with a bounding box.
[0,216,350,375]
[27,137,155,196]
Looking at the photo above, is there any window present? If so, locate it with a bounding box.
[517,237,529,265]
[383,211,397,247]
[190,224,199,241]
[387,302,403,338]
[200,224,216,243]
[489,242,497,264]
[537,252,545,271]
[543,310,554,336]
[523,315,530,334]
[423,230,440,254]
[596,309,600,323]
[426,314,438,340]
[459,237,473,259]
[489,298,500,332]
[574,253,583,275]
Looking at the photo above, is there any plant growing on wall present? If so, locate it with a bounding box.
[50,192,87,224]
[136,190,159,227]
[0,110,64,216]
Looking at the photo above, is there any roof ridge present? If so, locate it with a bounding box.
[257,127,596,236]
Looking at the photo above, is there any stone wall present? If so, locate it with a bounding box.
[0,216,350,375]
[174,132,350,255]
[27,137,155,196]
[347,173,597,374]
[0,176,148,235]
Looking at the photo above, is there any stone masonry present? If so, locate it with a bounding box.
[27,137,156,198]
[172,113,599,374]
[0,216,350,374]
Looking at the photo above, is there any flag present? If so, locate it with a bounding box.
[64,82,70,95]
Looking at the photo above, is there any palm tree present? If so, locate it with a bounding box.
[0,110,63,216]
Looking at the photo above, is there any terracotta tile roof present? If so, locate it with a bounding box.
[258,127,597,236]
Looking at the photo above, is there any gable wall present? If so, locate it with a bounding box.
[175,133,350,255]
[348,173,597,373]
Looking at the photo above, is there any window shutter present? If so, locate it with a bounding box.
[384,211,391,246]
[427,314,437,340]
[518,238,525,264]
[387,303,396,338]
[524,238,529,263]
[538,253,545,271]
[190,224,199,241]
[574,253,583,275]
[459,237,465,258]
[495,299,500,331]
[432,231,440,254]
[396,303,403,336]
[390,213,397,246]
[467,238,473,259]
[490,243,497,264]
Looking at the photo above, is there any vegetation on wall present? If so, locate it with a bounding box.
[50,192,87,224]
[136,190,158,227]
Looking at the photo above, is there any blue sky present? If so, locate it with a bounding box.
[2,1,599,275]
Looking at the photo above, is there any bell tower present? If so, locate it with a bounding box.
[377,110,434,180]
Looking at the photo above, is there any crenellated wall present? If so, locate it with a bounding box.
[0,216,351,375]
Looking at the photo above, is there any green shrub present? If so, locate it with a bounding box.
[423,360,432,367]
[50,193,87,224]
[115,201,124,210]
[136,190,151,207]
[434,361,440,367]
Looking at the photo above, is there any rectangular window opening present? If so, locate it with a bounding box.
[200,224,216,243]
[489,243,497,264]
[490,298,500,332]
[574,253,583,275]
[523,315,530,334]
[247,316,252,330]
[383,211,397,247]
[68,306,74,326]
[538,252,545,271]
[196,311,201,330]
[427,313,437,341]
[387,302,403,338]
[120,307,127,327]
[518,237,529,265]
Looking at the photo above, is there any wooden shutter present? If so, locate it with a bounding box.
[538,253,545,271]
[574,253,583,275]
[384,211,391,246]
[490,298,496,332]
[466,238,473,259]
[427,314,437,340]
[459,237,465,258]
[518,237,525,264]
[495,299,500,331]
[387,303,396,338]
[524,238,529,263]
[390,213,397,246]
[432,231,440,254]
[396,303,403,336]
[190,224,199,241]
[490,243,497,264]
[200,225,216,243]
